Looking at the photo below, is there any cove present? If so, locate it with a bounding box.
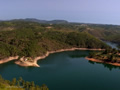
[0,42,120,90]
[0,50,120,90]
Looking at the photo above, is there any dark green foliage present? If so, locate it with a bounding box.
[0,75,49,90]
[0,42,18,59]
[88,52,96,58]
[102,48,112,54]
[0,21,110,59]
[107,54,114,62]
[10,78,17,86]
[88,48,120,63]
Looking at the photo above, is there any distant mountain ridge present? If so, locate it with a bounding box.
[8,18,69,24]
[1,18,119,26]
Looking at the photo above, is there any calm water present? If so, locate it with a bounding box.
[105,41,118,49]
[0,42,120,90]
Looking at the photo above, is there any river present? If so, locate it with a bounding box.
[0,42,120,90]
[104,41,118,49]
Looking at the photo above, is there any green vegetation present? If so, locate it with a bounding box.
[2,19,120,44]
[88,48,120,63]
[0,21,109,59]
[0,75,49,90]
[52,23,120,47]
[74,24,120,44]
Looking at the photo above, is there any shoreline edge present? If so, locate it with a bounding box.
[0,48,104,67]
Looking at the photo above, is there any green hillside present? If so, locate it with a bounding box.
[76,24,120,44]
[0,21,109,59]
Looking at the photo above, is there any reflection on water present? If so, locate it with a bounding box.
[0,42,120,90]
[88,60,95,65]
[69,54,87,58]
[69,50,101,58]
[87,41,120,71]
[0,61,15,71]
[88,60,120,71]
[69,50,90,58]
[68,50,120,71]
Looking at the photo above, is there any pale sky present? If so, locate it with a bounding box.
[0,0,120,25]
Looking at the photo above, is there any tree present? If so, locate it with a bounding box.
[11,78,17,86]
[21,80,25,87]
[89,52,96,58]
[25,81,30,89]
[112,48,117,54]
[41,84,49,90]
[107,54,114,62]
[18,77,23,82]
[17,81,20,87]
[0,75,3,81]
[31,81,35,87]
[102,48,113,54]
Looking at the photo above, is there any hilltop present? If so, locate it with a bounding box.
[1,18,68,24]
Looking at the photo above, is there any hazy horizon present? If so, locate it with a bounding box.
[1,18,119,26]
[1,0,120,25]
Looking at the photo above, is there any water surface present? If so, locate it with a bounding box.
[0,42,120,90]
[0,50,120,90]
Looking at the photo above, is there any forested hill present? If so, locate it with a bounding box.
[0,21,109,59]
[6,18,120,44]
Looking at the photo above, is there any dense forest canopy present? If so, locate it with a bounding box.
[88,48,120,65]
[0,20,110,59]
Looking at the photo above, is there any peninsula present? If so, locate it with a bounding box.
[0,48,104,67]
[0,20,109,67]
[86,48,120,66]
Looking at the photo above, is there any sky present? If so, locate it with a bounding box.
[0,0,120,25]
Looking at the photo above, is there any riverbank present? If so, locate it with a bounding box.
[0,48,104,67]
[15,48,104,67]
[86,57,120,67]
[0,56,19,64]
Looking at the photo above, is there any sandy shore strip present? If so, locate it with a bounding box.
[15,58,40,67]
[86,57,120,67]
[0,56,19,64]
[0,48,104,67]
[31,48,104,67]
